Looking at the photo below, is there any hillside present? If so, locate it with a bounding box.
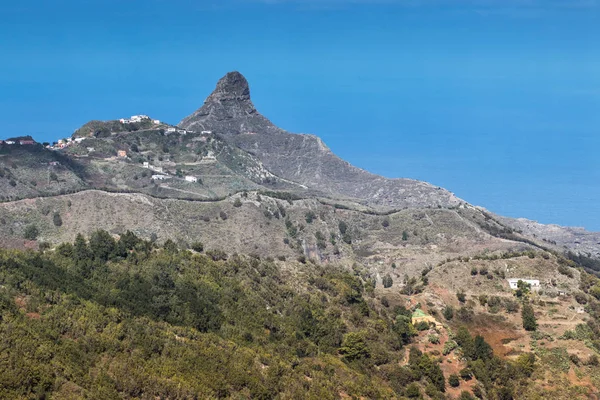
[1,71,600,399]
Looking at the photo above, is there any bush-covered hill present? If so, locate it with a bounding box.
[0,231,562,399]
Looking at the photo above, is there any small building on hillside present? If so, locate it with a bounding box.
[143,161,150,168]
[20,140,35,145]
[201,130,212,134]
[117,150,127,158]
[411,309,440,327]
[152,174,170,180]
[507,278,541,291]
[74,137,85,143]
[5,140,15,145]
[185,176,198,183]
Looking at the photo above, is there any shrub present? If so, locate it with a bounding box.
[478,294,488,306]
[219,211,228,220]
[405,383,421,398]
[23,224,39,240]
[191,242,204,252]
[448,374,460,387]
[382,217,390,228]
[443,305,454,320]
[233,198,242,207]
[428,334,440,344]
[459,367,473,380]
[338,221,348,235]
[305,211,316,223]
[52,212,63,227]
[471,267,478,276]
[456,291,466,303]
[382,274,393,288]
[443,340,457,355]
[402,231,409,241]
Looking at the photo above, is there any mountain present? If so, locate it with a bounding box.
[179,72,461,210]
[2,71,600,399]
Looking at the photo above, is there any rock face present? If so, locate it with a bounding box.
[179,71,461,209]
[179,72,280,136]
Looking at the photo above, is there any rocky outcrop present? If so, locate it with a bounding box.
[179,71,461,209]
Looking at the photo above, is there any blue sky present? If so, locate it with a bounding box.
[1,0,599,229]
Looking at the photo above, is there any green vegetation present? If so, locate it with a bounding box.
[382,274,393,288]
[0,231,476,398]
[522,303,538,331]
[23,224,39,240]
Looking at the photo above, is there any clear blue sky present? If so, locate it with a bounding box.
[1,0,599,230]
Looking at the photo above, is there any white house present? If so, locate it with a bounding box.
[177,129,187,135]
[153,119,160,124]
[129,115,149,123]
[507,279,541,291]
[74,137,85,143]
[185,176,198,183]
[5,140,15,145]
[143,162,150,168]
[201,130,212,134]
[152,174,170,180]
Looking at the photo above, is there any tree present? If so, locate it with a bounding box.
[191,242,204,252]
[338,221,348,235]
[443,305,454,320]
[49,172,58,182]
[53,212,63,227]
[382,274,393,288]
[89,230,116,261]
[402,230,409,241]
[233,198,242,207]
[515,279,531,298]
[219,211,228,220]
[339,332,370,361]
[522,303,537,331]
[448,374,460,387]
[23,224,39,240]
[382,217,390,228]
[457,290,467,303]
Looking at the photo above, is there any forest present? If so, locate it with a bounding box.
[0,231,549,399]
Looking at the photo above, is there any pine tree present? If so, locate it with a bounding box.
[522,303,537,331]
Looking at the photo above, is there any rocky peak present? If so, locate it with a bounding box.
[207,71,251,103]
[179,72,278,135]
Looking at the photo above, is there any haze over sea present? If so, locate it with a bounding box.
[1,0,598,229]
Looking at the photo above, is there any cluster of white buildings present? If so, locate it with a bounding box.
[507,278,541,291]
[1,139,36,146]
[165,127,190,135]
[143,162,199,183]
[120,115,161,125]
[143,162,164,174]
[47,137,86,150]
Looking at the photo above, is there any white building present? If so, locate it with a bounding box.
[507,279,541,291]
[130,115,149,123]
[177,129,187,135]
[143,162,150,168]
[153,119,160,124]
[152,174,170,180]
[185,176,198,183]
[5,140,15,145]
[74,137,85,143]
[201,130,212,134]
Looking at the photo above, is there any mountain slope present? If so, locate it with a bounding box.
[179,72,461,209]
